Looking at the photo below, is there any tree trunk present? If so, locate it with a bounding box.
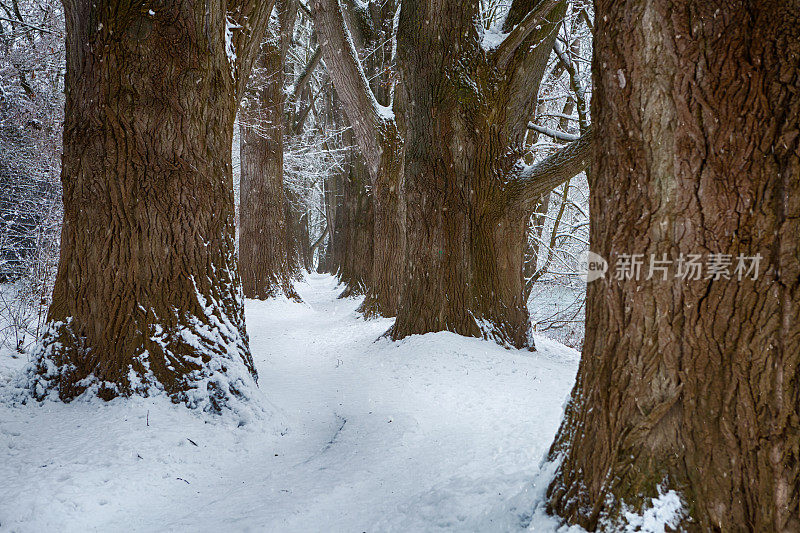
[390,0,566,348]
[547,1,800,530]
[239,45,299,300]
[357,126,405,317]
[31,0,271,411]
[239,1,299,301]
[335,147,373,297]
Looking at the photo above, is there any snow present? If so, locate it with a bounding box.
[481,27,509,51]
[622,489,685,533]
[0,274,581,531]
[225,17,239,78]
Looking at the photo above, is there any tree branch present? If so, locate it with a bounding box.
[527,123,579,141]
[554,39,589,129]
[309,224,329,254]
[291,46,322,100]
[228,0,278,100]
[507,126,593,210]
[310,0,390,174]
[493,0,561,71]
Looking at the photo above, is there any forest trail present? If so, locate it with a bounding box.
[0,274,581,532]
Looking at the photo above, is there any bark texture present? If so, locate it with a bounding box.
[391,0,570,348]
[548,1,800,530]
[32,0,273,410]
[333,139,374,297]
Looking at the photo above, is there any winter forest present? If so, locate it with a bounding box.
[0,0,797,530]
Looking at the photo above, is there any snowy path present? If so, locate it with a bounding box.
[0,274,581,532]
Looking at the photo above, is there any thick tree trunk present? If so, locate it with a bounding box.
[31,0,270,411]
[547,1,800,530]
[390,0,566,348]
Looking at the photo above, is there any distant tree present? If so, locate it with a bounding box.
[239,0,301,301]
[311,0,405,317]
[547,0,800,529]
[30,0,275,410]
[313,0,591,337]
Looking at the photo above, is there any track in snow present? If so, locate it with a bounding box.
[0,274,581,532]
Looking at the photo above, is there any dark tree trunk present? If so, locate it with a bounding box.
[32,0,272,410]
[239,41,299,300]
[390,0,567,348]
[547,1,800,530]
[335,147,374,297]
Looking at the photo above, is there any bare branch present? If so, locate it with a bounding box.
[291,46,322,99]
[554,39,589,129]
[0,16,61,36]
[310,0,390,173]
[493,0,561,71]
[507,126,593,210]
[527,123,579,142]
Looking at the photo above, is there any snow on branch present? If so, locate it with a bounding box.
[493,0,563,70]
[507,126,593,210]
[527,122,580,142]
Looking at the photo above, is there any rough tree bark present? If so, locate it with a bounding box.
[391,0,591,348]
[239,0,301,301]
[31,0,274,411]
[547,1,800,530]
[311,0,405,318]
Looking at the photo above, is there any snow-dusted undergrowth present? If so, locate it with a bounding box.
[2,274,585,532]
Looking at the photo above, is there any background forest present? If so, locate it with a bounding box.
[0,0,592,355]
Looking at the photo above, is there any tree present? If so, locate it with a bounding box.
[29,0,275,411]
[390,0,592,348]
[313,0,591,335]
[311,0,405,318]
[547,1,800,529]
[239,0,301,301]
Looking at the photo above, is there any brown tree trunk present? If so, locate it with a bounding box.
[239,1,299,301]
[31,0,273,410]
[547,1,800,530]
[390,0,567,348]
[356,126,405,317]
[335,146,374,297]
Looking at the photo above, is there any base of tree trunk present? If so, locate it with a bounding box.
[356,291,393,319]
[27,300,259,415]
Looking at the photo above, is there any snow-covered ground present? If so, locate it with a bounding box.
[0,274,583,532]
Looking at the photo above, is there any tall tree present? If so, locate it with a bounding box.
[547,1,800,530]
[311,0,405,318]
[239,0,301,301]
[391,0,592,348]
[30,0,275,410]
